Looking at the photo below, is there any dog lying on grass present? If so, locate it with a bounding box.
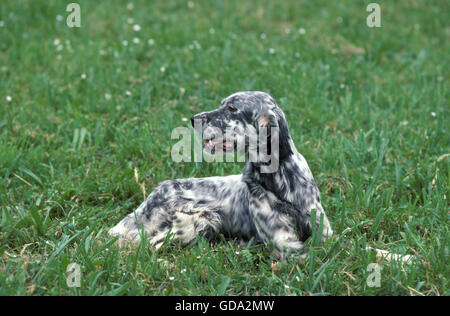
[109,91,333,260]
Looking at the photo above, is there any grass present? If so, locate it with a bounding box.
[0,0,448,296]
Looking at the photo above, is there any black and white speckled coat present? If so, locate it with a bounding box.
[109,91,333,259]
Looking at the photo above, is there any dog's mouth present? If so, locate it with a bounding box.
[203,137,234,153]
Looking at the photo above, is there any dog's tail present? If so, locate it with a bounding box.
[365,246,415,264]
[341,227,416,264]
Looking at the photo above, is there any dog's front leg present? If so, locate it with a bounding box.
[246,182,307,260]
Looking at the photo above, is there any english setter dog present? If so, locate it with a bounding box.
[109,91,333,259]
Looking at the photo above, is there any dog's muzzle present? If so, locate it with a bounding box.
[191,114,234,153]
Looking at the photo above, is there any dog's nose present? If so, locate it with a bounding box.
[190,116,195,127]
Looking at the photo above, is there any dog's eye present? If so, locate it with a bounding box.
[228,105,238,112]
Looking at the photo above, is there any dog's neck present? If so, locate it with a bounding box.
[243,139,316,203]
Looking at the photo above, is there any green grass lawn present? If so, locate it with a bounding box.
[0,0,448,295]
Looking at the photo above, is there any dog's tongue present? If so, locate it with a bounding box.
[205,140,220,146]
[223,141,233,148]
[204,140,233,148]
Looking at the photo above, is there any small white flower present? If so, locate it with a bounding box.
[127,17,134,24]
[179,87,186,95]
[187,1,194,8]
[133,37,140,44]
[295,52,300,58]
[122,40,128,46]
[133,24,141,32]
[160,66,166,73]
[188,44,194,50]
[53,38,60,46]
[430,112,436,117]
[284,284,290,289]
[209,28,215,34]
[148,38,155,46]
[169,276,175,281]
[181,268,187,273]
[105,93,111,100]
[56,15,63,21]
[6,95,12,102]
[114,51,119,58]
[298,27,306,35]
[127,3,134,10]
[260,33,267,39]
[340,83,345,89]
[81,73,87,79]
[196,255,201,259]
[295,276,300,282]
[268,48,275,54]
[56,45,63,51]
[0,21,4,27]
[125,90,132,96]
[182,117,188,122]
[99,49,107,56]
[235,251,240,255]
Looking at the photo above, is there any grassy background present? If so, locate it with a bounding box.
[0,0,448,295]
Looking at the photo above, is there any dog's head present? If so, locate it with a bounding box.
[191,91,293,165]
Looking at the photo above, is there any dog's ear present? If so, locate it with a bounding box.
[255,108,292,167]
[256,110,277,129]
[272,107,292,160]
